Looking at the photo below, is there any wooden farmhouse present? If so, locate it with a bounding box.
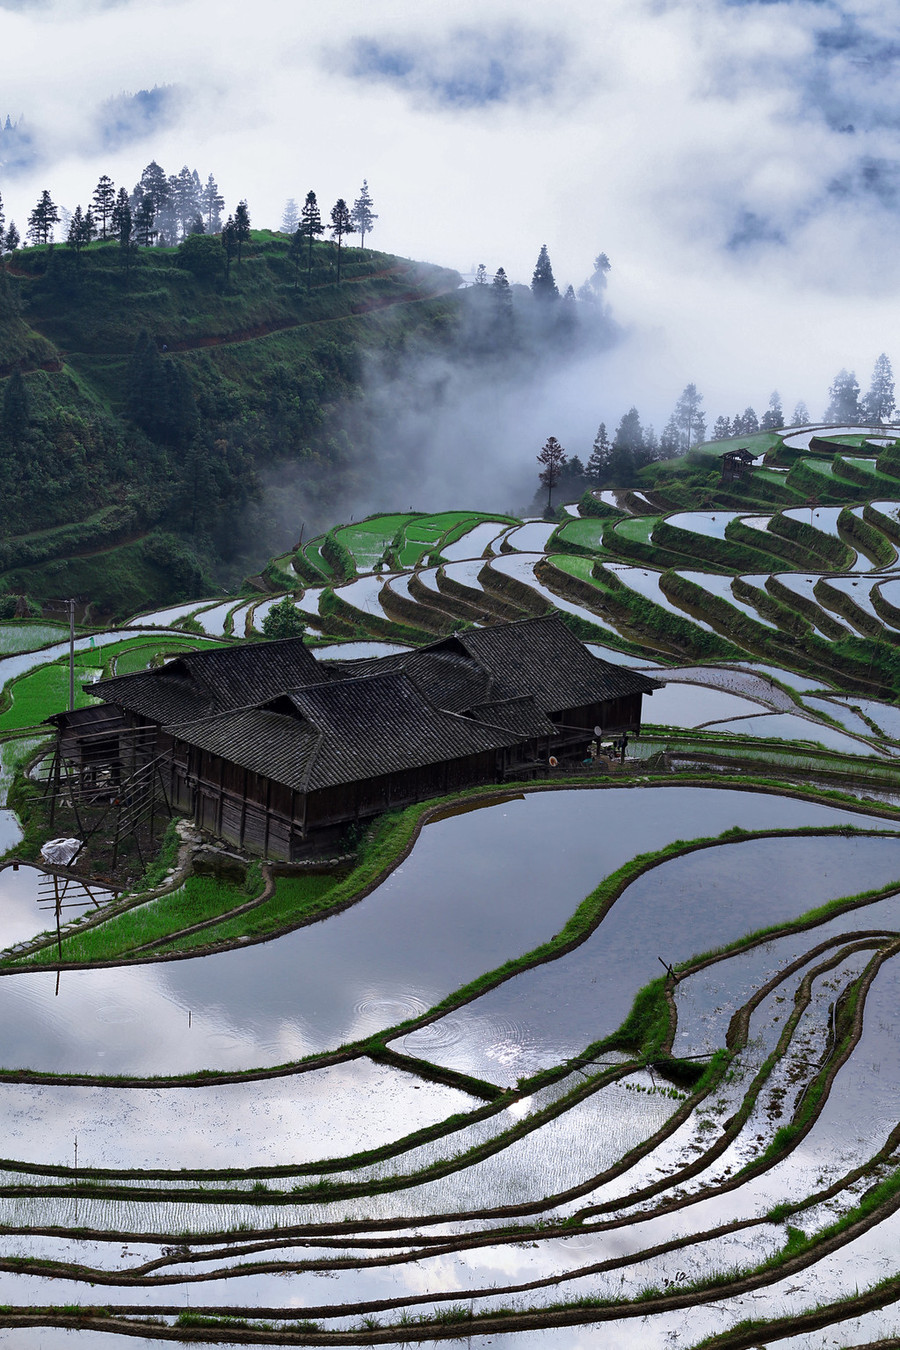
[48,616,661,860]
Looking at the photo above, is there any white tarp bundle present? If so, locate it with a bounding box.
[40,838,81,866]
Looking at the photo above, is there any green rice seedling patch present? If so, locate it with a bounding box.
[0,663,102,731]
[334,514,416,571]
[154,872,341,952]
[801,458,839,478]
[0,624,69,654]
[615,515,659,544]
[395,512,482,566]
[548,554,604,586]
[302,539,335,579]
[20,872,265,965]
[557,519,607,551]
[110,638,228,677]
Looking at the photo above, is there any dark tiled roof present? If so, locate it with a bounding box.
[443,616,660,712]
[467,696,558,738]
[91,638,325,725]
[326,617,658,716]
[169,671,518,792]
[166,707,323,790]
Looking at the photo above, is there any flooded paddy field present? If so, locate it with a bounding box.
[7,616,900,1342]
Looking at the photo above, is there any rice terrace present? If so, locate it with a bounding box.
[8,422,900,1348]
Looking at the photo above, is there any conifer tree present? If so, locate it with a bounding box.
[864,354,895,424]
[537,435,567,510]
[531,244,558,302]
[27,189,59,245]
[233,199,251,263]
[0,191,5,243]
[350,179,377,247]
[132,193,156,247]
[300,191,323,288]
[760,390,784,431]
[92,175,115,239]
[281,197,299,234]
[201,174,224,233]
[586,423,611,481]
[824,369,861,423]
[4,222,19,257]
[330,198,352,284]
[171,166,200,241]
[791,400,810,426]
[66,204,95,254]
[671,383,706,451]
[139,161,169,215]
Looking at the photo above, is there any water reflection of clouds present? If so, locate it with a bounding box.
[0,1060,474,1169]
[0,788,896,1083]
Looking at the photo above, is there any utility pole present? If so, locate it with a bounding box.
[68,598,76,712]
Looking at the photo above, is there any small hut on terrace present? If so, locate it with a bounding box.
[719,446,755,482]
[47,617,661,860]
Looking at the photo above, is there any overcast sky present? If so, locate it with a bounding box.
[2,0,899,433]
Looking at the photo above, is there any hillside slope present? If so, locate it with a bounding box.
[0,234,464,616]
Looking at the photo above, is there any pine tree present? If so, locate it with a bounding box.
[66,204,95,254]
[586,423,611,482]
[92,175,115,239]
[672,383,706,451]
[660,415,682,458]
[739,406,759,435]
[281,197,299,234]
[300,191,323,288]
[474,263,488,285]
[4,222,19,257]
[531,244,558,302]
[0,191,5,243]
[139,161,169,215]
[171,166,200,241]
[536,435,567,511]
[27,189,59,246]
[713,415,732,440]
[201,174,224,233]
[864,354,895,424]
[760,390,784,431]
[824,370,861,423]
[791,400,810,426]
[330,198,352,284]
[350,179,377,247]
[233,200,251,263]
[132,193,156,246]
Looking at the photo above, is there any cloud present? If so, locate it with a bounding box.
[727,210,788,250]
[3,0,900,454]
[331,24,567,110]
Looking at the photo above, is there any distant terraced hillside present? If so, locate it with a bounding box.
[188,422,900,700]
